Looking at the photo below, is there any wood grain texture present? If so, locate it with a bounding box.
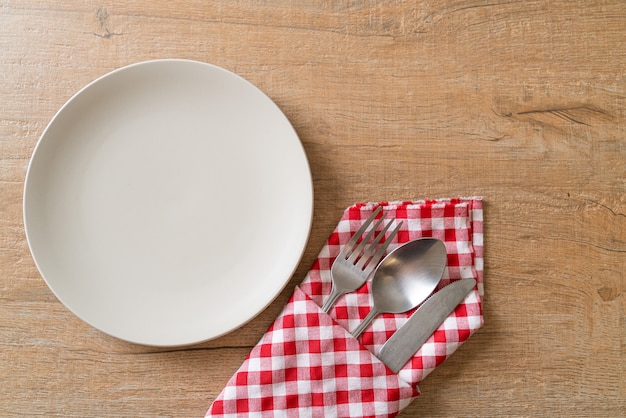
[1,0,624,416]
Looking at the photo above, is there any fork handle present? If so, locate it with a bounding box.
[321,288,344,313]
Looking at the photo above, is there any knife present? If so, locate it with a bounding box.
[377,278,476,373]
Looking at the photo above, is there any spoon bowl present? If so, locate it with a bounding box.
[351,238,447,338]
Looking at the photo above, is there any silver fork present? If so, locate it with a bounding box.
[321,206,402,312]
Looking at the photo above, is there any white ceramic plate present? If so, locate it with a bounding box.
[24,59,313,346]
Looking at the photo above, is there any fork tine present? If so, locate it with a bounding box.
[354,217,395,269]
[347,215,386,262]
[338,206,382,259]
[360,221,403,274]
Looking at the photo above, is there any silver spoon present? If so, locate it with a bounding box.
[351,238,447,338]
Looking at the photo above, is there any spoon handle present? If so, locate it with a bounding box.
[351,307,381,338]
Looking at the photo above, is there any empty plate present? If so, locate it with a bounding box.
[23,59,313,346]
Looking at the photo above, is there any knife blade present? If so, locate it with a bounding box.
[377,278,476,373]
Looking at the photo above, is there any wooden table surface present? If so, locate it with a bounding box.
[1,1,624,416]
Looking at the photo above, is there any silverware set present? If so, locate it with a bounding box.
[323,208,475,372]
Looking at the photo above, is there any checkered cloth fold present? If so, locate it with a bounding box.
[207,198,484,417]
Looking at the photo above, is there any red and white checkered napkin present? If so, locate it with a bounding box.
[207,198,484,417]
